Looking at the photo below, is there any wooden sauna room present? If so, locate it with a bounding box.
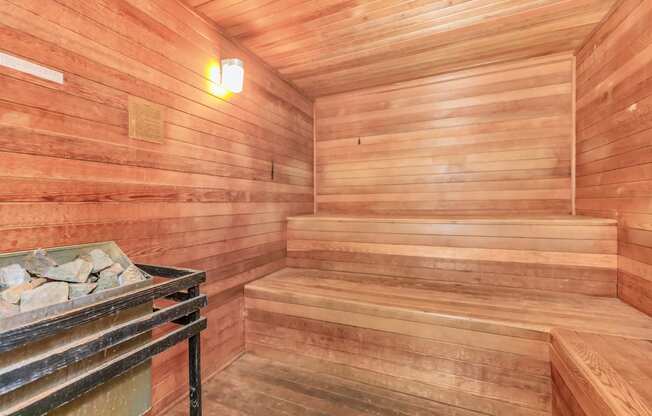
[1,0,652,415]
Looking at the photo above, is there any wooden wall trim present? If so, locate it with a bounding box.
[313,105,318,214]
[571,55,577,215]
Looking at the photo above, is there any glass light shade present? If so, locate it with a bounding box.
[221,58,244,93]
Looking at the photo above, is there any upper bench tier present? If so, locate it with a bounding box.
[286,214,618,296]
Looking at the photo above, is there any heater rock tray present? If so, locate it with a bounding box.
[0,242,207,416]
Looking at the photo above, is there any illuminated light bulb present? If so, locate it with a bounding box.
[221,58,244,93]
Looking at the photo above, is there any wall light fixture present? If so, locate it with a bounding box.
[221,58,244,93]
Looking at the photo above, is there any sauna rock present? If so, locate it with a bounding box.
[1,278,46,304]
[0,245,150,318]
[83,249,115,273]
[99,262,124,279]
[45,258,93,283]
[20,282,70,312]
[69,283,97,299]
[0,264,30,287]
[96,273,120,292]
[23,249,58,277]
[119,265,147,286]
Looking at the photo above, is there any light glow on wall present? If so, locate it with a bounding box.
[205,58,244,98]
[205,59,231,99]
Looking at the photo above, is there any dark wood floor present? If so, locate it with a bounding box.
[167,353,479,416]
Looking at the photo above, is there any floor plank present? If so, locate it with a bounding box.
[166,353,485,416]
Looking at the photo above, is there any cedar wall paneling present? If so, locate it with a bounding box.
[0,0,313,413]
[575,0,652,316]
[314,54,574,215]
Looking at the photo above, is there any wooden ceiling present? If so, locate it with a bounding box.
[185,0,619,98]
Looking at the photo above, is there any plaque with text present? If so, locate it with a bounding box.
[128,96,165,144]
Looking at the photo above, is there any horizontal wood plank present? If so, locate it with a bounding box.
[314,55,575,215]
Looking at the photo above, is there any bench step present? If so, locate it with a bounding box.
[551,329,652,416]
[245,268,652,416]
[287,214,618,296]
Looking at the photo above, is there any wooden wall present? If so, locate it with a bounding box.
[575,0,652,316]
[0,0,313,413]
[314,54,574,215]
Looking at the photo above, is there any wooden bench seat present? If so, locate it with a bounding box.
[551,329,652,416]
[245,268,652,416]
[287,214,618,296]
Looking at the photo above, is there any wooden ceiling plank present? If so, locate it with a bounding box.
[239,0,422,50]
[289,21,598,96]
[301,37,583,97]
[251,0,500,63]
[288,19,597,86]
[198,0,279,24]
[185,0,215,7]
[221,0,316,29]
[276,1,611,78]
[227,0,356,38]
[238,0,472,47]
[181,0,620,97]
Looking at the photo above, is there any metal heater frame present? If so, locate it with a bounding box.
[0,263,207,416]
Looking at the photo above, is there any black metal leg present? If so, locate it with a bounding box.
[188,285,202,416]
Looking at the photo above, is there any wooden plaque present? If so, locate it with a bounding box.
[128,96,165,144]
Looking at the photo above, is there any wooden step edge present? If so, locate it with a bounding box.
[551,329,652,416]
[286,214,618,226]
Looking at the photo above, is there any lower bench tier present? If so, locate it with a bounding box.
[245,268,652,416]
[551,329,652,416]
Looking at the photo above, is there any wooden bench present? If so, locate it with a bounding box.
[287,214,618,296]
[244,214,652,415]
[245,268,652,416]
[551,329,652,416]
